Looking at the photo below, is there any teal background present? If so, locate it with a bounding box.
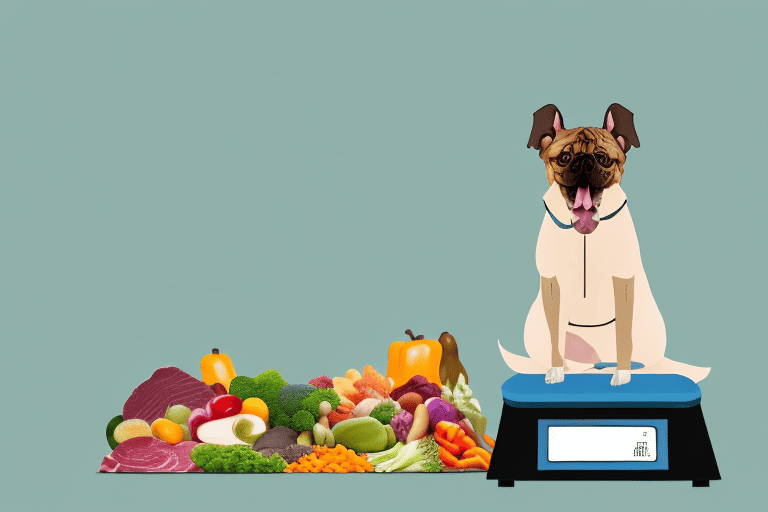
[1,1,765,510]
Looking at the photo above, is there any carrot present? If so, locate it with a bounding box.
[483,433,495,450]
[445,423,460,442]
[454,433,476,452]
[439,446,461,467]
[462,447,492,466]
[455,455,489,471]
[435,421,476,453]
[435,434,463,455]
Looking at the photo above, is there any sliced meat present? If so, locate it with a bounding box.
[99,437,202,473]
[122,367,215,424]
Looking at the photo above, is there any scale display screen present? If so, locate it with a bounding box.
[537,419,668,470]
[548,426,657,461]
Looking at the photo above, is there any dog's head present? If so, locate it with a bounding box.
[528,104,640,234]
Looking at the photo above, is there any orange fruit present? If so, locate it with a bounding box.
[241,397,269,425]
[150,418,184,445]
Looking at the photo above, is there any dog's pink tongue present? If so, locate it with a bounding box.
[572,206,598,234]
[571,185,598,234]
[573,185,593,210]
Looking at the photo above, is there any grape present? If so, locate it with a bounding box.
[180,423,192,441]
[165,404,192,425]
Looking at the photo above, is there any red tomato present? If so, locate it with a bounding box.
[206,394,242,420]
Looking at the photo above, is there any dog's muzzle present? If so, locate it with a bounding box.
[563,154,609,235]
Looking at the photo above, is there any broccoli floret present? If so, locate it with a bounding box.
[273,412,292,429]
[229,370,288,427]
[190,444,287,473]
[279,384,316,417]
[290,410,315,432]
[369,401,397,425]
[268,382,343,432]
[228,376,257,401]
[300,388,342,421]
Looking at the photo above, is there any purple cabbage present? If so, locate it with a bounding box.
[425,397,465,431]
[390,410,414,443]
[390,375,442,402]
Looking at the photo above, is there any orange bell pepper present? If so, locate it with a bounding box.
[200,348,237,391]
[386,329,443,389]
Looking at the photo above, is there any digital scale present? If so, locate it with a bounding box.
[487,373,720,487]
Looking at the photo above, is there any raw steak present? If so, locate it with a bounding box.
[123,366,215,424]
[99,437,202,473]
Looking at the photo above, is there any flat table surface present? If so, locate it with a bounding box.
[502,373,701,408]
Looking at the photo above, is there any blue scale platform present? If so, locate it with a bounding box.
[501,373,701,408]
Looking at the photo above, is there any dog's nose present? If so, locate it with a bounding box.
[570,154,596,174]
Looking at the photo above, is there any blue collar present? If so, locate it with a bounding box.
[544,199,628,229]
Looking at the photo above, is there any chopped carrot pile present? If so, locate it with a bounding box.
[284,444,374,473]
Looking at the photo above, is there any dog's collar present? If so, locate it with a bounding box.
[544,199,628,230]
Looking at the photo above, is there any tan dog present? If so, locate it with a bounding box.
[498,104,710,386]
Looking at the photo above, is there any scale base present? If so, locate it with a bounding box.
[487,403,720,486]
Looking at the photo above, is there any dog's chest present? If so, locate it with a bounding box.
[550,221,629,323]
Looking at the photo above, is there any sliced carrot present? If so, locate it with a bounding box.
[483,433,495,449]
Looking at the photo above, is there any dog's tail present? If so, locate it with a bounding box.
[633,357,711,383]
[497,340,548,374]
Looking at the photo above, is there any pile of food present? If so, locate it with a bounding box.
[100,330,495,473]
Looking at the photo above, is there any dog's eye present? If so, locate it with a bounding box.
[595,152,613,168]
[557,152,571,166]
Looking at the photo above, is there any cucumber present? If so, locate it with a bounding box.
[106,415,123,450]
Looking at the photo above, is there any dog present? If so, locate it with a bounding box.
[497,104,710,386]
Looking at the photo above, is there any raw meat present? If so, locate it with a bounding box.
[122,366,216,424]
[99,437,202,472]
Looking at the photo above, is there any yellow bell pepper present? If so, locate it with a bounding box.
[200,348,237,391]
[386,329,443,389]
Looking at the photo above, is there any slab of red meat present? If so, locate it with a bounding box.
[122,366,215,424]
[99,437,202,472]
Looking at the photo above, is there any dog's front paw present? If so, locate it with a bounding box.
[545,366,565,384]
[611,369,631,386]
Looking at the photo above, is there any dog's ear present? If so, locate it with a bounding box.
[603,103,640,153]
[527,104,564,151]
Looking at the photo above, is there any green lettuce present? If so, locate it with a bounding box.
[441,374,487,438]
